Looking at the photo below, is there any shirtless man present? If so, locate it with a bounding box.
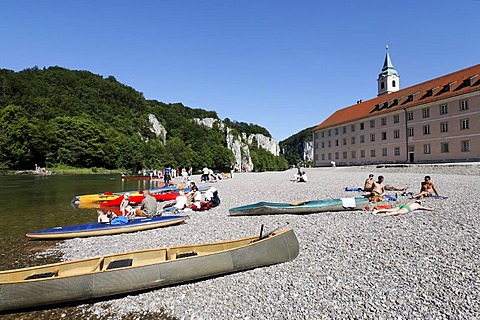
[412,176,439,199]
[363,174,375,192]
[366,175,386,202]
[372,200,434,216]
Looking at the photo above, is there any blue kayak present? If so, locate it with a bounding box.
[26,215,188,239]
[229,198,369,216]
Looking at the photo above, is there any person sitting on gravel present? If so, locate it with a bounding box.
[411,176,440,199]
[372,200,434,216]
[365,175,386,202]
[162,191,188,213]
[363,174,375,191]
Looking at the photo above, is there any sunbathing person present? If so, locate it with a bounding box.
[372,200,434,216]
[412,176,440,199]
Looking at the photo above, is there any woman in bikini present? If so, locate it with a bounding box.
[372,200,434,216]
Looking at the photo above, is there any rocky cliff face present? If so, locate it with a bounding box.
[195,118,280,171]
[303,140,313,162]
[148,114,167,142]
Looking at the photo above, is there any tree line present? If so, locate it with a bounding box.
[0,66,289,172]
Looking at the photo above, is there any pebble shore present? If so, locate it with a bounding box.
[50,164,480,319]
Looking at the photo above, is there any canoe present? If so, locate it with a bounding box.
[229,197,369,216]
[1,228,299,311]
[26,215,188,239]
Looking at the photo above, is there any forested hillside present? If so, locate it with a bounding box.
[0,66,288,172]
[279,127,314,166]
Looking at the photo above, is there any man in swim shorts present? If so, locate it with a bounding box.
[372,200,434,216]
[412,176,440,199]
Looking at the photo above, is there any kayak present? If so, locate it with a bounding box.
[1,228,299,311]
[26,215,188,239]
[99,192,179,207]
[229,197,369,216]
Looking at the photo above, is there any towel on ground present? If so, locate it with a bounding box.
[341,197,357,208]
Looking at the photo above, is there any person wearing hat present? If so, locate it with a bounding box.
[120,193,134,218]
[162,191,188,213]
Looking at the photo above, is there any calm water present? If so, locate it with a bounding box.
[0,174,164,237]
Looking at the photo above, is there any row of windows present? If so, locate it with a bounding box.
[317,99,469,138]
[319,140,471,160]
[318,118,470,148]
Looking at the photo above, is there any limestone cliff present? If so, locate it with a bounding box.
[194,118,280,171]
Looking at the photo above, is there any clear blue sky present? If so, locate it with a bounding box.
[2,1,479,141]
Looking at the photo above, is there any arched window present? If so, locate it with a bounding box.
[381,82,385,89]
[392,80,396,87]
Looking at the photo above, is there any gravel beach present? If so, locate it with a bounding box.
[36,165,480,319]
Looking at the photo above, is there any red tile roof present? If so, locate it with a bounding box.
[313,64,480,131]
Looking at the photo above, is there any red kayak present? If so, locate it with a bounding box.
[100,192,179,207]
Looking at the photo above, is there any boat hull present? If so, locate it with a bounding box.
[26,215,188,239]
[229,198,368,216]
[0,228,299,311]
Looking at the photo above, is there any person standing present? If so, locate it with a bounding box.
[164,166,171,185]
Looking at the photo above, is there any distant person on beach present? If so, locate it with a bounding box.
[294,171,308,183]
[135,190,158,217]
[363,174,375,191]
[412,176,440,199]
[372,200,434,216]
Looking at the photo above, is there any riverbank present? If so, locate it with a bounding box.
[4,164,480,319]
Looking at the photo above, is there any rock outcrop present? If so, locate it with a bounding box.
[194,118,280,171]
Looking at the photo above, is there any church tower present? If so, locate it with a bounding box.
[377,46,399,96]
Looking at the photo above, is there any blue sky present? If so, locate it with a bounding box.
[1,1,479,141]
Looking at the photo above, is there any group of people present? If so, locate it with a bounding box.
[293,167,308,183]
[363,174,440,216]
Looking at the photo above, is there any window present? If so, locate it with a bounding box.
[321,132,325,138]
[343,138,347,146]
[408,145,415,152]
[335,128,339,135]
[351,136,355,144]
[393,114,400,124]
[392,80,396,87]
[343,126,347,134]
[394,129,400,139]
[328,141,331,147]
[440,104,448,115]
[381,132,387,140]
[321,142,325,148]
[335,140,339,147]
[423,125,430,135]
[408,127,414,137]
[342,151,347,159]
[321,154,325,160]
[382,148,387,156]
[360,135,365,143]
[360,123,365,130]
[440,122,449,133]
[422,108,430,118]
[424,144,431,154]
[407,112,414,121]
[441,143,449,153]
[351,150,356,158]
[381,82,385,89]
[461,119,469,130]
[351,124,355,132]
[394,147,400,156]
[381,117,387,126]
[371,149,376,157]
[370,133,375,142]
[335,152,339,159]
[460,100,468,111]
[328,129,331,136]
[370,120,375,128]
[461,140,470,152]
[328,153,332,160]
[360,150,365,158]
